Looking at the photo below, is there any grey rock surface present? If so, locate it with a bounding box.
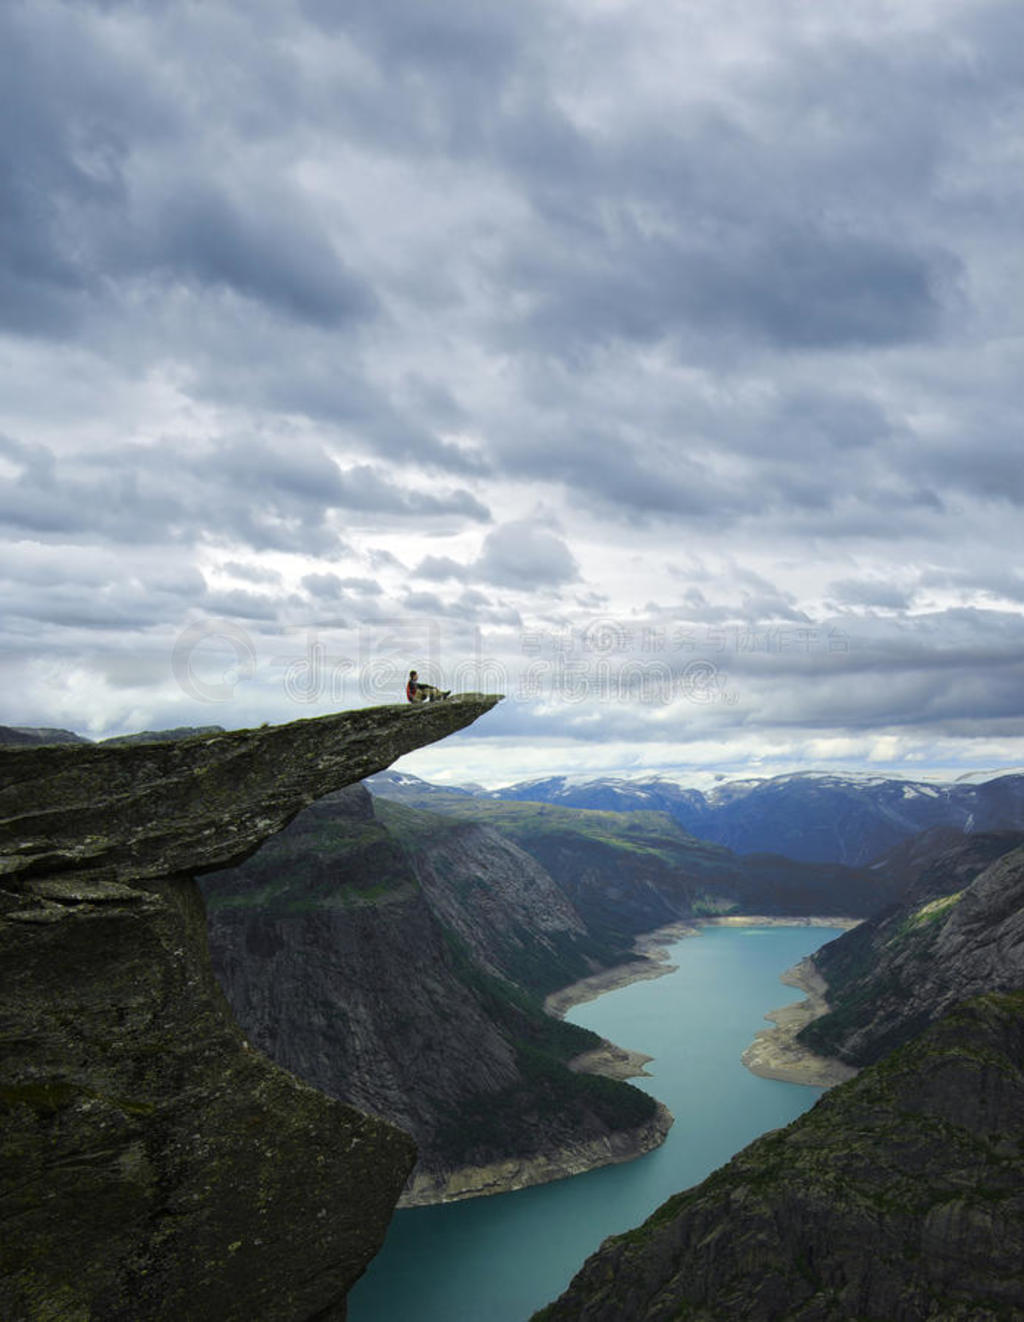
[202,786,665,1203]
[0,698,499,1321]
[801,834,1024,1065]
[0,695,500,885]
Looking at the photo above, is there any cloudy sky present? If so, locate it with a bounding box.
[3,0,1024,787]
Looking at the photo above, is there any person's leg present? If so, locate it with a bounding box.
[418,684,451,701]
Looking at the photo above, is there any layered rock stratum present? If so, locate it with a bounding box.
[0,697,499,1322]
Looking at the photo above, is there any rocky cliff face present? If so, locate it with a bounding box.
[800,832,1024,1066]
[201,787,669,1207]
[2,698,498,886]
[534,991,1024,1322]
[0,697,499,1322]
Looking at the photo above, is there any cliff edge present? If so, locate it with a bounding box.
[0,697,500,1322]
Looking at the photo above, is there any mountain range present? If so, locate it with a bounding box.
[431,768,1024,865]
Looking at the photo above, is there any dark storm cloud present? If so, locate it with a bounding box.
[453,604,1024,750]
[0,6,125,338]
[503,228,946,359]
[201,589,283,622]
[338,576,384,595]
[495,421,756,526]
[300,0,542,118]
[476,522,579,589]
[453,15,979,373]
[223,562,285,587]
[416,556,471,583]
[147,185,377,330]
[302,573,347,600]
[922,438,1024,507]
[326,465,490,521]
[0,552,209,632]
[919,565,1024,606]
[298,571,387,618]
[0,0,985,508]
[746,626,1024,739]
[0,0,377,360]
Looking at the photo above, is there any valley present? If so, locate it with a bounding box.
[3,725,1024,1321]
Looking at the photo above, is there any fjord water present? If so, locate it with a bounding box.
[349,925,845,1322]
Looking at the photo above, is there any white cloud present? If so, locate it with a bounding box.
[1,0,1022,783]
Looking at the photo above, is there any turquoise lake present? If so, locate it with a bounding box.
[348,923,845,1322]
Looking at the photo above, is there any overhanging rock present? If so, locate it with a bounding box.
[0,695,501,886]
[0,696,501,1322]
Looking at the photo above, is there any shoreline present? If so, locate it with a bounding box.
[544,914,860,1022]
[544,919,697,1021]
[397,1103,674,1208]
[402,917,856,1206]
[741,955,860,1088]
[546,914,861,1090]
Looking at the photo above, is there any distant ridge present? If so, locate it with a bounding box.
[478,772,1024,861]
[100,726,224,746]
[402,768,1024,867]
[0,724,226,747]
[0,725,89,746]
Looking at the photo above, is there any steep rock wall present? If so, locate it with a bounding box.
[202,787,669,1206]
[0,698,499,1321]
[800,835,1024,1066]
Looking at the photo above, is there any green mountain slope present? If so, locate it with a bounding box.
[369,780,901,928]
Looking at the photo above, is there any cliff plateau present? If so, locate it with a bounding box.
[0,697,499,1322]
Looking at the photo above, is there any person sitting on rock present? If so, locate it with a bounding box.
[406,669,451,702]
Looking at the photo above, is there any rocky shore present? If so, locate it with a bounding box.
[398,1102,674,1207]
[545,916,862,1091]
[741,955,860,1087]
[543,920,698,1019]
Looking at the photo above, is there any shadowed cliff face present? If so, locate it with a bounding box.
[0,698,500,1322]
[201,787,668,1207]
